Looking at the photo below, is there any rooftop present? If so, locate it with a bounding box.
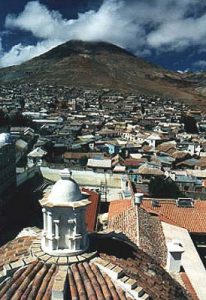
[162,222,206,300]
[108,200,167,266]
[142,199,206,233]
[0,233,191,300]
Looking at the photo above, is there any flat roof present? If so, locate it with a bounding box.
[162,222,206,300]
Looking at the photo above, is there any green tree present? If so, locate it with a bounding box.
[141,104,145,115]
[79,156,88,166]
[0,110,8,127]
[180,114,198,133]
[149,176,181,198]
[9,111,32,127]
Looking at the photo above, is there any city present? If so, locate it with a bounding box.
[0,1,206,299]
[0,81,205,299]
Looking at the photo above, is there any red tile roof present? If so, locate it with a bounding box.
[108,200,131,219]
[108,205,138,245]
[180,272,199,300]
[82,188,100,232]
[108,200,167,266]
[101,253,191,300]
[0,260,128,300]
[0,234,192,300]
[0,261,57,300]
[0,237,33,272]
[142,200,206,233]
[124,159,141,167]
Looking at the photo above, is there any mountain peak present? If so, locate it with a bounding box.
[39,40,135,60]
[0,39,205,106]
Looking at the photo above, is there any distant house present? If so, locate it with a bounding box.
[136,162,164,181]
[105,141,120,155]
[169,172,201,194]
[15,138,28,163]
[124,158,143,172]
[87,158,112,172]
[27,147,47,167]
[176,158,199,170]
[111,154,125,173]
[155,154,175,169]
[63,152,104,165]
[120,143,142,158]
[145,133,162,150]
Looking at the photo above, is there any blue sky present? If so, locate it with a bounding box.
[1,0,206,71]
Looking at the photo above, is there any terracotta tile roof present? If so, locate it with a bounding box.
[124,159,142,167]
[142,200,206,233]
[0,237,33,272]
[108,205,138,245]
[0,260,129,300]
[82,188,100,232]
[180,272,199,300]
[0,261,57,299]
[171,151,191,160]
[69,262,128,299]
[0,234,192,300]
[100,252,191,300]
[108,199,132,219]
[108,200,167,266]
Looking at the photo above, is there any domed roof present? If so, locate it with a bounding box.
[0,234,191,300]
[48,169,86,204]
[0,133,12,144]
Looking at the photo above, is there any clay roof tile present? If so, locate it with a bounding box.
[142,200,206,233]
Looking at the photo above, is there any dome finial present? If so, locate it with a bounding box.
[60,168,72,180]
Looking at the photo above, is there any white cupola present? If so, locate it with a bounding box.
[39,169,91,256]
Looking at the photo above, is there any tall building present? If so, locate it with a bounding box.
[0,133,16,208]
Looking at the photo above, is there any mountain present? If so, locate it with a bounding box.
[0,40,205,107]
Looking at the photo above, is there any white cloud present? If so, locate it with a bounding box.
[0,0,206,67]
[0,39,61,67]
[0,38,3,54]
[193,60,206,69]
[147,15,206,50]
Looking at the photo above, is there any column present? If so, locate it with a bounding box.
[47,211,54,249]
[54,220,60,239]
[47,212,53,237]
[80,208,87,234]
[54,219,60,250]
[74,211,80,234]
[42,208,47,236]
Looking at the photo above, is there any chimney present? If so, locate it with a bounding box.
[166,240,184,273]
[134,193,144,207]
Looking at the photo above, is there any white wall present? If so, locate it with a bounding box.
[40,167,122,188]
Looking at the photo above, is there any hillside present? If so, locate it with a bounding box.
[0,40,205,107]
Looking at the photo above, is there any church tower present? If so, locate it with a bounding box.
[39,169,91,256]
